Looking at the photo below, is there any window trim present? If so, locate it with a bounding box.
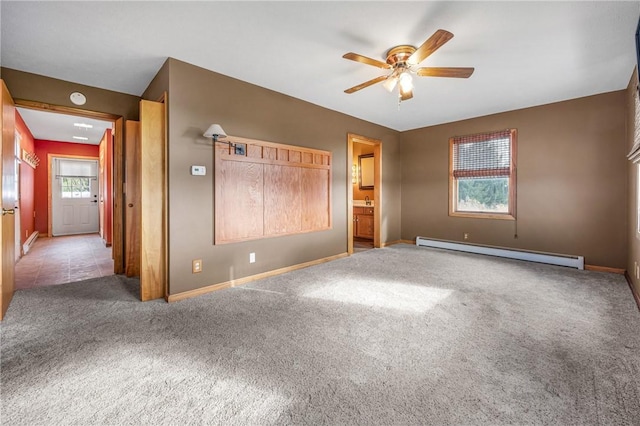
[448,129,517,220]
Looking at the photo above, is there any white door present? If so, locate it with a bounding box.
[52,158,99,236]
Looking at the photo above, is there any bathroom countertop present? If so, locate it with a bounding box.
[353,200,374,207]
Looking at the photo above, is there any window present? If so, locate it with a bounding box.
[449,129,517,219]
[61,177,91,198]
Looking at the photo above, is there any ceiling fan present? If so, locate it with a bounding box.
[342,29,474,102]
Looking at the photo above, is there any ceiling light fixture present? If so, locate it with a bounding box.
[69,92,87,106]
[72,136,89,141]
[73,123,93,129]
[398,72,413,94]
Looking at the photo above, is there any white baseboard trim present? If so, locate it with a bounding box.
[23,231,39,255]
[416,236,585,270]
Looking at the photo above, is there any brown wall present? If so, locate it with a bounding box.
[1,68,140,121]
[626,69,640,297]
[150,58,401,295]
[401,91,627,268]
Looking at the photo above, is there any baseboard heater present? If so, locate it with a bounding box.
[415,236,584,270]
[23,231,39,255]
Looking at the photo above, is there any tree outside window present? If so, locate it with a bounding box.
[61,177,91,198]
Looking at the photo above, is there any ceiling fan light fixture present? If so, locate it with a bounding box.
[342,29,473,102]
[382,76,398,92]
[398,71,413,93]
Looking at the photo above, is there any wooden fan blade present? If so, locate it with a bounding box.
[407,29,454,65]
[344,75,388,94]
[417,67,475,78]
[400,89,413,101]
[343,52,392,69]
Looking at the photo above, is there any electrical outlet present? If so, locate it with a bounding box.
[192,259,202,274]
[249,252,256,264]
[463,233,469,241]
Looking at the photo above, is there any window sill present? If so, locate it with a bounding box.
[449,211,516,221]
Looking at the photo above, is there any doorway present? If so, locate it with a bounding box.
[13,105,118,290]
[347,133,382,255]
[51,157,99,236]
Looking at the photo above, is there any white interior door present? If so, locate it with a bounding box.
[52,158,99,236]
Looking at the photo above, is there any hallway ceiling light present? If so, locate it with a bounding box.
[73,123,93,129]
[69,91,87,106]
[72,136,89,141]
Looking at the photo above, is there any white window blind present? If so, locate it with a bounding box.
[56,159,97,178]
[452,130,512,179]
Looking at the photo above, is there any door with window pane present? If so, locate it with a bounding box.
[52,158,99,236]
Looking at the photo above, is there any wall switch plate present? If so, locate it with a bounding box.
[191,165,206,176]
[249,252,256,264]
[192,259,202,273]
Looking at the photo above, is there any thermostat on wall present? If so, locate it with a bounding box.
[191,165,206,176]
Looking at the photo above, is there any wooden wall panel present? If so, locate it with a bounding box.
[264,165,301,235]
[215,158,263,242]
[214,135,331,245]
[301,168,330,231]
[125,120,141,277]
[140,100,165,301]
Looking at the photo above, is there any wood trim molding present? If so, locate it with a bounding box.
[168,252,349,303]
[47,153,99,237]
[347,136,354,255]
[112,118,124,273]
[381,239,414,247]
[624,272,640,311]
[585,265,626,274]
[14,99,120,121]
[347,133,382,250]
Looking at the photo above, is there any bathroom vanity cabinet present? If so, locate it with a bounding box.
[353,207,374,239]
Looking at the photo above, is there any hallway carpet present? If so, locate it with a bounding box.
[2,245,639,424]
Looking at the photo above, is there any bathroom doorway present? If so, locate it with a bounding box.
[347,133,381,254]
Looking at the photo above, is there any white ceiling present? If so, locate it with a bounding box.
[2,1,639,132]
[17,107,113,145]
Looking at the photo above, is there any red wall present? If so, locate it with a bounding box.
[15,111,35,248]
[34,140,99,235]
[99,129,113,246]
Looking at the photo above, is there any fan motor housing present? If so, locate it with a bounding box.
[386,45,416,66]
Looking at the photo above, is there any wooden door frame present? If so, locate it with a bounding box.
[14,100,124,273]
[47,154,100,236]
[347,133,382,254]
